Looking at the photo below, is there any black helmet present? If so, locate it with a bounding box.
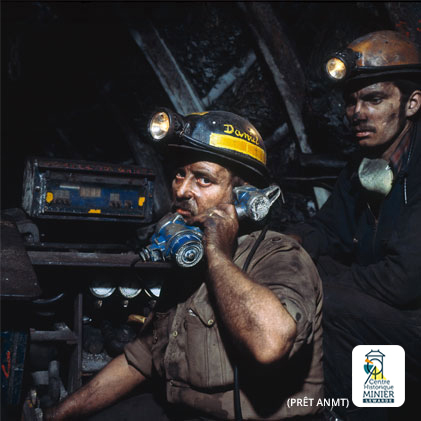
[148,109,268,185]
[324,30,421,83]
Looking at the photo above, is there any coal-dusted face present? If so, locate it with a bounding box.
[171,160,234,218]
[345,81,408,159]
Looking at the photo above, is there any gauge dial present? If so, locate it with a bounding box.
[118,279,142,299]
[89,279,116,298]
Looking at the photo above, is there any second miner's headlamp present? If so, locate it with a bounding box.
[325,48,360,81]
[324,30,421,83]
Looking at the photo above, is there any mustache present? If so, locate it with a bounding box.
[351,123,376,133]
[350,116,375,133]
[172,198,198,214]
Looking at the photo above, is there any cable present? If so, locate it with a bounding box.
[242,224,269,273]
[234,364,243,421]
[130,255,160,300]
[234,223,270,421]
[130,256,143,267]
[33,292,65,305]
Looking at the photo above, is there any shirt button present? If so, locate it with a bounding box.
[207,319,214,326]
[172,330,178,337]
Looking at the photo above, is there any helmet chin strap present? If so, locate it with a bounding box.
[358,157,394,196]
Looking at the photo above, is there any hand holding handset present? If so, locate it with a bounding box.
[139,185,282,267]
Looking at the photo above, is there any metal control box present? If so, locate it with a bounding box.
[22,158,155,223]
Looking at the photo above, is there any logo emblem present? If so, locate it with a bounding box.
[364,350,386,382]
[352,345,405,407]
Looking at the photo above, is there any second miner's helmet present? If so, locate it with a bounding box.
[325,30,421,83]
[148,109,268,185]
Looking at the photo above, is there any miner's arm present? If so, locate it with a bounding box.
[44,354,146,420]
[189,205,297,365]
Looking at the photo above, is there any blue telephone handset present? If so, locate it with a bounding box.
[139,185,282,267]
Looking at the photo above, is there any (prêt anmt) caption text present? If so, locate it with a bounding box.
[287,398,349,408]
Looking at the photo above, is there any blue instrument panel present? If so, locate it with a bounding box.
[23,158,155,223]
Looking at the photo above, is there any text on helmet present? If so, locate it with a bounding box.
[223,124,260,145]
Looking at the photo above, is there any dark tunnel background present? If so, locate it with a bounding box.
[3,1,420,228]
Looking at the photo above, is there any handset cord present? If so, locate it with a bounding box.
[234,223,270,421]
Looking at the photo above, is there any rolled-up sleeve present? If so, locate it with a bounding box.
[124,328,154,378]
[238,231,322,356]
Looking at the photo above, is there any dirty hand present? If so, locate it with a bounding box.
[187,204,239,258]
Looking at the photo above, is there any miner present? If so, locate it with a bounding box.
[45,110,323,420]
[287,30,421,421]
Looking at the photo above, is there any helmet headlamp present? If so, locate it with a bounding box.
[148,109,184,143]
[325,32,421,83]
[147,109,269,184]
[149,112,170,140]
[326,57,347,80]
[325,48,360,81]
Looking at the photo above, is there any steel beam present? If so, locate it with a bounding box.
[201,51,256,107]
[237,2,312,154]
[129,22,205,115]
